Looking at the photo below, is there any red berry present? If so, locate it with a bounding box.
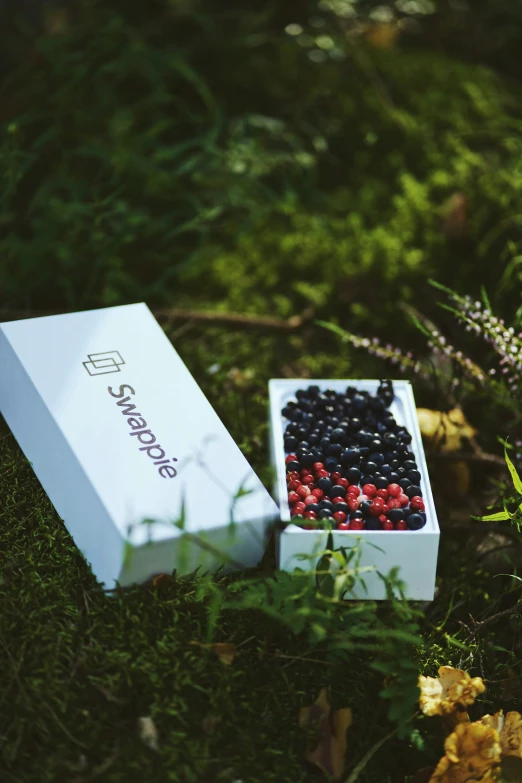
[330,472,342,483]
[333,511,347,524]
[304,494,317,506]
[292,503,306,516]
[378,514,387,524]
[382,503,390,514]
[313,462,324,473]
[288,479,301,491]
[388,498,401,510]
[358,494,369,503]
[297,485,311,499]
[398,493,409,507]
[347,485,360,497]
[302,524,314,529]
[317,469,329,479]
[362,483,377,498]
[376,488,389,501]
[311,488,324,500]
[381,519,394,531]
[304,511,317,520]
[286,471,299,482]
[349,519,365,530]
[332,496,345,505]
[285,454,298,464]
[336,522,350,531]
[348,497,360,512]
[300,468,310,476]
[387,483,401,497]
[338,477,350,489]
[369,498,384,516]
[410,496,425,511]
[288,492,300,505]
[395,520,408,531]
[302,474,315,485]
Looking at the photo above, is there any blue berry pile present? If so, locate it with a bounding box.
[282,381,427,531]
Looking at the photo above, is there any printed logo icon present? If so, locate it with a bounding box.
[83,351,125,376]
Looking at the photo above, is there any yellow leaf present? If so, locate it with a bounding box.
[416,408,477,453]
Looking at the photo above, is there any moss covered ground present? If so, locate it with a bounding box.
[2,2,522,781]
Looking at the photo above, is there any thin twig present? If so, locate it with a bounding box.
[468,598,522,640]
[344,727,397,783]
[426,451,506,467]
[0,306,315,331]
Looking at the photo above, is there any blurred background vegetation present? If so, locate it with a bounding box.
[2,2,522,781]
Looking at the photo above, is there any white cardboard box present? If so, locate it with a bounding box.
[269,379,440,600]
[0,303,279,588]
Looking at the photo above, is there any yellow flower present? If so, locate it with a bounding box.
[429,722,501,783]
[419,666,486,718]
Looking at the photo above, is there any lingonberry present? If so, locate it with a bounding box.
[285,454,298,464]
[378,514,387,525]
[376,488,389,501]
[311,488,324,500]
[388,498,401,510]
[292,502,306,515]
[288,480,301,491]
[332,496,345,505]
[347,497,360,512]
[336,522,350,531]
[387,483,401,497]
[381,519,394,531]
[330,472,342,483]
[304,494,317,506]
[362,483,377,498]
[368,498,384,516]
[313,462,324,473]
[317,469,330,479]
[297,485,311,499]
[398,493,410,507]
[288,492,300,505]
[410,496,425,511]
[349,518,365,530]
[395,520,408,531]
[333,511,347,524]
[304,511,318,520]
[338,477,350,489]
[347,485,360,497]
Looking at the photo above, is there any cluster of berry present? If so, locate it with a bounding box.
[283,381,427,531]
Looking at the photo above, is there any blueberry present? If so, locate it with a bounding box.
[320,437,331,451]
[325,457,339,471]
[345,386,357,398]
[358,430,373,446]
[403,459,417,471]
[327,443,343,457]
[369,396,385,413]
[407,469,421,484]
[348,417,362,432]
[407,513,426,530]
[286,460,300,472]
[369,438,382,451]
[342,448,360,466]
[282,406,294,419]
[352,394,368,413]
[307,385,320,397]
[284,436,298,451]
[291,410,303,423]
[399,477,411,491]
[389,472,400,484]
[383,433,398,448]
[380,464,392,476]
[319,499,334,511]
[346,466,361,484]
[365,461,378,474]
[390,459,399,470]
[319,509,333,519]
[317,477,333,492]
[308,433,320,446]
[365,518,381,530]
[388,508,405,523]
[331,427,346,443]
[359,446,370,458]
[350,510,364,521]
[334,502,349,514]
[369,452,384,466]
[311,449,325,462]
[397,429,412,445]
[406,485,422,499]
[396,467,407,478]
[375,477,388,490]
[285,422,299,436]
[360,475,376,486]
[296,446,310,459]
[329,484,347,499]
[359,501,373,517]
[300,453,316,469]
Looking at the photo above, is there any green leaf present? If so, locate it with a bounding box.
[471,510,511,522]
[505,444,522,495]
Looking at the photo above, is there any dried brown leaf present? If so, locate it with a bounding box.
[152,573,174,588]
[429,722,501,782]
[299,688,353,780]
[189,641,237,665]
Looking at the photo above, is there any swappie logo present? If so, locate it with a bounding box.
[83,350,125,376]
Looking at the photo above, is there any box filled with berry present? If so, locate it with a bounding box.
[268,379,440,600]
